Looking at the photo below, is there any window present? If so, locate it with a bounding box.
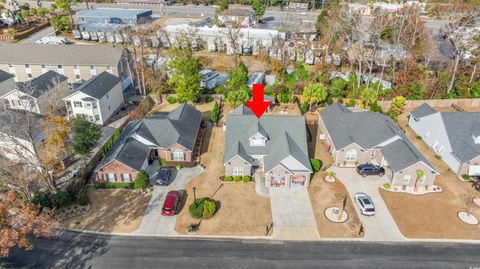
[107,173,116,182]
[25,64,29,68]
[106,65,112,73]
[172,150,184,161]
[90,65,95,70]
[122,174,131,182]
[92,102,97,109]
[73,101,83,108]
[27,73,32,78]
[75,74,81,80]
[85,102,91,108]
[345,149,357,161]
[250,138,264,146]
[232,166,243,176]
[73,65,79,70]
[88,115,94,121]
[41,64,46,69]
[403,175,411,184]
[7,64,13,68]
[57,65,63,69]
[3,99,10,108]
[95,115,100,121]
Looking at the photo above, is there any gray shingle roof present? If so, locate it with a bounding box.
[19,70,68,98]
[320,103,436,173]
[70,72,120,99]
[0,70,13,83]
[410,103,436,119]
[0,109,44,142]
[0,44,124,66]
[224,105,312,173]
[441,112,480,163]
[95,104,201,171]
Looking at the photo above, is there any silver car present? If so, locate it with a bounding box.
[354,192,375,216]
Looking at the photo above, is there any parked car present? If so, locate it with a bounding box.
[356,163,385,177]
[155,168,171,185]
[354,192,375,216]
[162,190,182,216]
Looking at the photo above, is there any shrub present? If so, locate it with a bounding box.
[176,164,182,170]
[233,176,242,182]
[159,158,167,166]
[326,96,333,105]
[167,96,177,104]
[383,183,391,190]
[31,192,54,209]
[188,198,217,219]
[435,154,442,160]
[224,176,233,182]
[337,97,344,104]
[76,189,89,206]
[242,176,251,183]
[54,191,74,208]
[95,182,134,189]
[416,135,421,139]
[369,102,383,113]
[301,102,308,113]
[205,96,213,103]
[310,159,322,172]
[326,171,336,177]
[202,199,216,218]
[462,174,471,181]
[346,99,356,107]
[210,101,219,124]
[330,77,347,97]
[134,170,150,189]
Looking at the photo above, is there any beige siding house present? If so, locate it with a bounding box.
[224,105,312,188]
[319,103,438,188]
[0,44,132,89]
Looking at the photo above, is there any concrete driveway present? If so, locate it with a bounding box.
[269,188,320,240]
[134,166,203,235]
[329,166,406,241]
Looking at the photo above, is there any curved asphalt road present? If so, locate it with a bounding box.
[2,231,480,269]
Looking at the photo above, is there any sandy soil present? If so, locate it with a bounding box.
[379,109,480,239]
[62,186,151,233]
[307,127,363,238]
[175,126,273,236]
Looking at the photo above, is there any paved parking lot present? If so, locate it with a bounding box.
[269,187,320,240]
[134,166,203,235]
[329,167,406,241]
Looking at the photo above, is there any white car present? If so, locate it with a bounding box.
[354,192,375,216]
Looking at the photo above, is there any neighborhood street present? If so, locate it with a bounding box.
[3,230,480,269]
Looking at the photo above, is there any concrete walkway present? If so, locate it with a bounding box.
[134,166,203,235]
[269,187,320,240]
[329,166,406,241]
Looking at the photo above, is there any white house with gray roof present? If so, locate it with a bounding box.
[63,71,124,125]
[409,103,480,178]
[319,103,438,188]
[224,105,312,188]
[0,71,69,115]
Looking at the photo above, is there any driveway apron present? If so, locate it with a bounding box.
[269,187,320,240]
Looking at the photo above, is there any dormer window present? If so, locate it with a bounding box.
[474,134,480,144]
[250,137,265,146]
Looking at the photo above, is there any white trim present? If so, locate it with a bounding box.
[224,155,253,165]
[265,163,293,175]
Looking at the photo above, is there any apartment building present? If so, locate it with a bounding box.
[0,44,132,89]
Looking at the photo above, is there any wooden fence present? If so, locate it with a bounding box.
[378,98,480,111]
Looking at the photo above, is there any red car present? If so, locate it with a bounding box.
[162,190,182,216]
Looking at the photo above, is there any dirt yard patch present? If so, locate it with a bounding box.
[308,136,363,238]
[195,52,272,74]
[175,127,272,236]
[62,187,151,233]
[379,109,480,239]
[151,101,215,120]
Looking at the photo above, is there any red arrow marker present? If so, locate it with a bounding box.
[245,84,272,119]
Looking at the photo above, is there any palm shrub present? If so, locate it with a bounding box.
[202,199,216,218]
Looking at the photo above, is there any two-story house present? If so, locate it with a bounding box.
[63,72,124,125]
[409,103,480,178]
[0,71,69,114]
[319,103,438,188]
[94,104,202,183]
[224,105,312,188]
[0,44,132,89]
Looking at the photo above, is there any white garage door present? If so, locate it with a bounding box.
[469,166,480,176]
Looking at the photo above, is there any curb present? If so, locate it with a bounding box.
[61,228,480,244]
